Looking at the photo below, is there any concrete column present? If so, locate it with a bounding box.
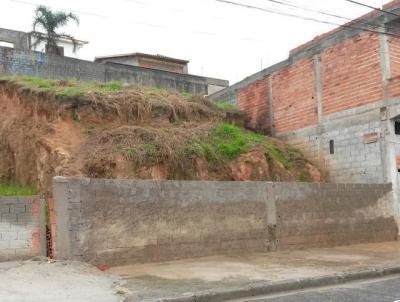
[52,176,72,260]
[267,76,274,136]
[379,28,391,101]
[313,55,323,123]
[313,54,325,170]
[378,25,396,188]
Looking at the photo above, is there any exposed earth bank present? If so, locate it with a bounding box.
[0,78,322,194]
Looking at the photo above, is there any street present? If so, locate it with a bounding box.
[242,275,400,302]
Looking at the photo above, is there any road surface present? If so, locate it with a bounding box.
[241,275,400,302]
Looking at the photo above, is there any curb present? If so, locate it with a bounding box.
[125,265,400,302]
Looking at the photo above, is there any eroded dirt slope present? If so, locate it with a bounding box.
[0,79,322,194]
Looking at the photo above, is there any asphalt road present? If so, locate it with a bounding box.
[243,275,400,302]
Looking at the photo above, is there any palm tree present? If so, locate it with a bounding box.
[31,5,80,56]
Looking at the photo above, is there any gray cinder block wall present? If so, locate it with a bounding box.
[53,177,398,266]
[0,46,228,95]
[0,196,46,261]
[276,103,388,184]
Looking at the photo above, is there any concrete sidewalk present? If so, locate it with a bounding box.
[108,241,400,302]
[0,258,127,302]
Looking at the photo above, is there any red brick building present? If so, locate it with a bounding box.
[211,0,400,185]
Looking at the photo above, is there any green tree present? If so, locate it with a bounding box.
[31,5,80,55]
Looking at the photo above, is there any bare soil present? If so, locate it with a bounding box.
[0,80,322,194]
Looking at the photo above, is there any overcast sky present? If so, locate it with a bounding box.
[0,0,391,84]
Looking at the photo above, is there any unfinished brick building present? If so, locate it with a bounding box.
[211,0,400,186]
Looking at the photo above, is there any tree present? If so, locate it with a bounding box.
[31,5,80,56]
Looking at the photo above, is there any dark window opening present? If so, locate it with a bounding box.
[395,121,400,135]
[329,140,334,155]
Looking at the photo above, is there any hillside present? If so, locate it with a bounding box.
[0,77,321,194]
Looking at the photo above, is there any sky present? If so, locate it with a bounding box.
[0,0,392,84]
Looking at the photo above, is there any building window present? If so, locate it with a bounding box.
[395,121,400,135]
[0,41,14,48]
[329,140,334,154]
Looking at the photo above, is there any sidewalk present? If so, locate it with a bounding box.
[108,241,400,302]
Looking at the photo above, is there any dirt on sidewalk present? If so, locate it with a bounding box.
[0,258,128,302]
[108,241,400,301]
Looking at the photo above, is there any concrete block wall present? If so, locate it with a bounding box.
[0,46,228,95]
[53,177,398,266]
[0,196,46,261]
[274,183,397,249]
[322,120,383,183]
[277,104,386,183]
[105,62,210,95]
[0,47,105,82]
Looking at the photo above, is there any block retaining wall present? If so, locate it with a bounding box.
[53,177,399,266]
[0,196,46,261]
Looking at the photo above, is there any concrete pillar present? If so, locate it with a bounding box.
[313,54,325,171]
[267,76,274,136]
[379,21,400,232]
[379,29,391,101]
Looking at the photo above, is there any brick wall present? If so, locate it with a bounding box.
[232,32,384,133]
[237,78,269,131]
[0,196,45,261]
[210,2,400,132]
[322,32,383,115]
[53,177,398,266]
[389,36,400,79]
[272,58,317,132]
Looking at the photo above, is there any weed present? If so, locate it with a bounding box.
[185,124,264,161]
[101,81,123,92]
[8,76,124,97]
[83,127,95,135]
[298,171,312,182]
[0,184,36,196]
[143,143,159,162]
[181,92,192,98]
[115,289,126,296]
[265,142,291,169]
[214,101,239,111]
[183,124,296,170]
[71,110,80,121]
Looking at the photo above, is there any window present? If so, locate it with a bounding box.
[0,41,14,48]
[395,121,400,135]
[329,140,334,155]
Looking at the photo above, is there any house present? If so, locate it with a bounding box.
[210,0,400,187]
[95,52,189,74]
[0,28,87,58]
[0,27,229,95]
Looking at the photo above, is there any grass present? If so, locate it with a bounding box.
[6,76,124,97]
[184,124,288,166]
[214,101,239,111]
[181,92,192,98]
[0,184,36,196]
[298,171,312,182]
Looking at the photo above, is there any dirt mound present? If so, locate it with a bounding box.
[0,78,322,194]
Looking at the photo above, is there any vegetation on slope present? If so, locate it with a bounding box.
[7,76,123,97]
[0,76,321,193]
